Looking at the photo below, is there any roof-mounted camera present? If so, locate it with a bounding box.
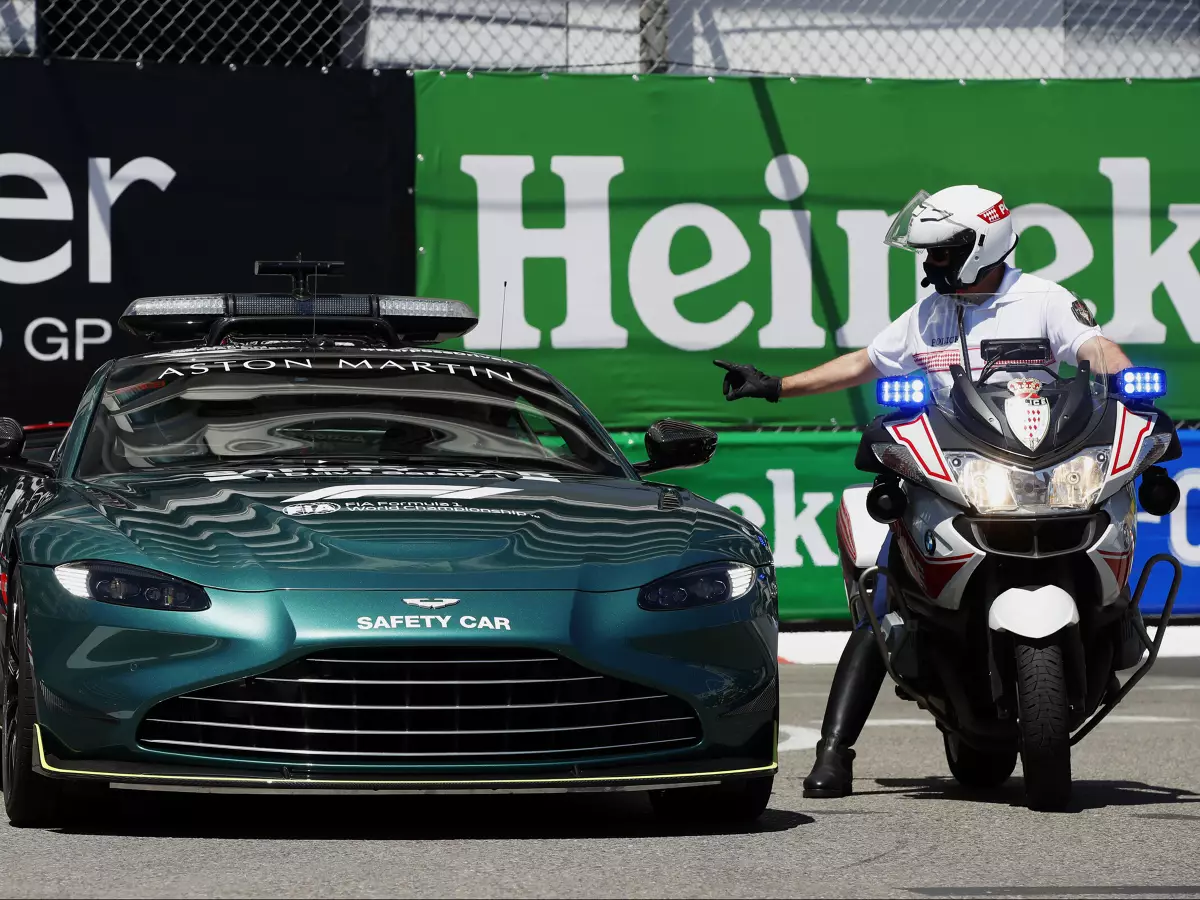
[254,258,344,299]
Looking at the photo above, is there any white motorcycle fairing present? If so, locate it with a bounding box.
[987,586,1081,640]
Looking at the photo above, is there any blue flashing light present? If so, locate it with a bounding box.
[876,375,929,408]
[1116,367,1167,400]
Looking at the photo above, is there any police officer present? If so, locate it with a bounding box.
[714,185,1133,797]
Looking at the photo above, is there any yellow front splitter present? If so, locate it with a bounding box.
[35,725,777,795]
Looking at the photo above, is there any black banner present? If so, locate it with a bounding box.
[0,58,415,424]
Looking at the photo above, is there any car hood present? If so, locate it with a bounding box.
[22,469,768,592]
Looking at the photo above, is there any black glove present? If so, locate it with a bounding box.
[713,360,782,402]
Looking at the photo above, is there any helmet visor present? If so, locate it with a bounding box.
[883,190,932,250]
[884,190,978,251]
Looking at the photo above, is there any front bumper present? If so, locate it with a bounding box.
[34,725,777,794]
[23,564,778,787]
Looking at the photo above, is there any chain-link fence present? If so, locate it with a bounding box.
[2,0,1199,77]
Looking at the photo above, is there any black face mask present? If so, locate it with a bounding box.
[921,242,975,297]
[921,259,961,296]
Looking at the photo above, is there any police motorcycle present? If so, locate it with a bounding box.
[837,310,1183,811]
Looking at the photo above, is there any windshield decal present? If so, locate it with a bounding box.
[203,466,560,482]
[155,359,515,381]
[283,484,520,503]
[283,499,539,517]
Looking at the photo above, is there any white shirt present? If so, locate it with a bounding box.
[866,267,1103,389]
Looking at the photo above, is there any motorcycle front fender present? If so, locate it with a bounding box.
[987,586,1080,640]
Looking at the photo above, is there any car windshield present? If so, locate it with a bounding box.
[929,293,1110,455]
[76,352,630,479]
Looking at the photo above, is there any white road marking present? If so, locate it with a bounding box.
[778,626,1200,664]
[804,718,933,728]
[777,725,822,752]
[786,714,1195,740]
[1140,683,1200,691]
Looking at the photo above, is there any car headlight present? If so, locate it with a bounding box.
[638,562,756,611]
[950,448,1108,515]
[54,561,211,611]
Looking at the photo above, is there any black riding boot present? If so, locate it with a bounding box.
[802,628,887,798]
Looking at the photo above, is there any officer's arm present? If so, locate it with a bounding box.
[780,348,884,399]
[1077,336,1133,374]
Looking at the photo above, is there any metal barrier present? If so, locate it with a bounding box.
[3,0,1198,78]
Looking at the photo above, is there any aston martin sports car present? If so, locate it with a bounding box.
[0,261,779,827]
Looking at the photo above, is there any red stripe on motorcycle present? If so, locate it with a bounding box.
[887,414,952,482]
[836,499,856,562]
[1111,405,1153,477]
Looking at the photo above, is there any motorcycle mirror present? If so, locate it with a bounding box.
[0,417,24,459]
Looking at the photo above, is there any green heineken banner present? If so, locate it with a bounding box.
[415,72,1200,429]
[615,431,861,622]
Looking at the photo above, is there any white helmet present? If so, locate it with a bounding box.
[885,185,1018,299]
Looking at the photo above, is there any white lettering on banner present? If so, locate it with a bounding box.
[1169,468,1200,566]
[715,492,766,529]
[0,153,174,285]
[765,470,838,567]
[628,203,753,350]
[87,157,176,283]
[835,209,893,348]
[758,209,825,348]
[459,154,626,350]
[1100,157,1200,343]
[26,318,68,361]
[0,153,72,285]
[1010,203,1095,286]
[456,153,1200,352]
[759,155,824,349]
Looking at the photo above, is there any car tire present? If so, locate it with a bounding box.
[648,775,774,824]
[3,568,64,828]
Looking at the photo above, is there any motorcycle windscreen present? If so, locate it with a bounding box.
[928,292,1110,457]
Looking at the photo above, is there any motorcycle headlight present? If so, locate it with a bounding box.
[54,561,211,611]
[638,562,756,611]
[950,449,1108,515]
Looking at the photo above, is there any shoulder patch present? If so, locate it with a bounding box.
[1071,298,1097,328]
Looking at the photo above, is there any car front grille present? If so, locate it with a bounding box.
[137,647,702,765]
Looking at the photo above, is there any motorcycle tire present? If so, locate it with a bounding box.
[943,732,1017,789]
[1014,639,1073,812]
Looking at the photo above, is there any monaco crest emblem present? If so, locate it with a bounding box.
[1005,378,1049,450]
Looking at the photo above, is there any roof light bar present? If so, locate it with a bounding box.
[378,296,475,318]
[117,260,479,347]
[126,295,227,316]
[877,375,928,408]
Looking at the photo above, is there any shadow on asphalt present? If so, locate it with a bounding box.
[53,790,813,839]
[868,776,1200,812]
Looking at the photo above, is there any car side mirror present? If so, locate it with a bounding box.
[0,418,54,478]
[633,419,718,475]
[0,418,25,459]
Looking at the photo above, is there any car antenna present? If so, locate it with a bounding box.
[301,253,319,345]
[498,279,508,357]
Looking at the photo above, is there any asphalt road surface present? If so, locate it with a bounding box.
[3,656,1199,899]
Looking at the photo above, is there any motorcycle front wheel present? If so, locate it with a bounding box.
[1014,639,1073,811]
